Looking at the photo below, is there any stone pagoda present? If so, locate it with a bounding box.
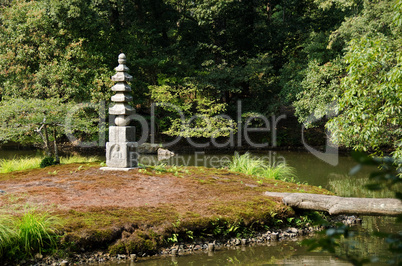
[102,53,138,170]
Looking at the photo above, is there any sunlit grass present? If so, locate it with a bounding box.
[0,211,60,259]
[0,157,42,173]
[228,152,297,182]
[0,155,101,173]
[60,155,101,164]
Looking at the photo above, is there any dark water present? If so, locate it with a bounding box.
[0,149,45,159]
[131,240,353,265]
[0,149,399,265]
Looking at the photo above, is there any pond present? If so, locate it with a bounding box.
[0,149,400,264]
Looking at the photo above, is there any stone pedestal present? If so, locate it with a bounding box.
[105,126,138,168]
[105,142,138,168]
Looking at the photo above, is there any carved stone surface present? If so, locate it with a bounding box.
[105,142,138,168]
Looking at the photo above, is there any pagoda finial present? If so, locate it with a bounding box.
[118,53,126,64]
[109,53,134,126]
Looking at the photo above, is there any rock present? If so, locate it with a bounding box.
[130,254,137,261]
[208,243,215,251]
[157,148,175,161]
[271,232,279,240]
[171,248,178,256]
[241,239,247,245]
[117,254,126,259]
[137,143,161,154]
[60,260,69,266]
[288,227,298,234]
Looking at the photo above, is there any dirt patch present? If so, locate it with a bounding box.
[0,165,226,211]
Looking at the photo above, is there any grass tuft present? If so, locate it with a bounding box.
[16,211,59,255]
[0,211,60,259]
[228,152,297,182]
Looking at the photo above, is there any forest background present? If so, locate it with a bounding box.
[0,0,400,161]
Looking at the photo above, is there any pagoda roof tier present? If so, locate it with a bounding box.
[112,72,133,82]
[111,93,133,103]
[109,103,135,115]
[111,83,132,92]
[115,64,130,72]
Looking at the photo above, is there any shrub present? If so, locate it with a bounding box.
[39,157,56,168]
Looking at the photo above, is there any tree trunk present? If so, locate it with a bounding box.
[53,128,60,164]
[43,124,52,157]
[264,192,402,216]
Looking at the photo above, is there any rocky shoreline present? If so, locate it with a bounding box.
[12,215,362,266]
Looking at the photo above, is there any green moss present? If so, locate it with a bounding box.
[109,230,161,255]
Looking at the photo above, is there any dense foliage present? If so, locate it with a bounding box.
[0,0,400,159]
[294,0,402,159]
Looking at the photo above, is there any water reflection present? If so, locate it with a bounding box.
[104,240,353,265]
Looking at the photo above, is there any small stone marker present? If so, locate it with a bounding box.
[101,53,138,171]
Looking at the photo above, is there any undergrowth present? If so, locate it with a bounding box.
[228,152,297,183]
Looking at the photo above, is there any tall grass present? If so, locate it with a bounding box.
[0,155,101,173]
[228,152,297,182]
[0,211,60,259]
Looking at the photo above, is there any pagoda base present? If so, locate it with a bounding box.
[105,141,139,168]
[100,167,137,171]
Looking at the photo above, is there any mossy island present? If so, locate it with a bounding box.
[0,157,332,264]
